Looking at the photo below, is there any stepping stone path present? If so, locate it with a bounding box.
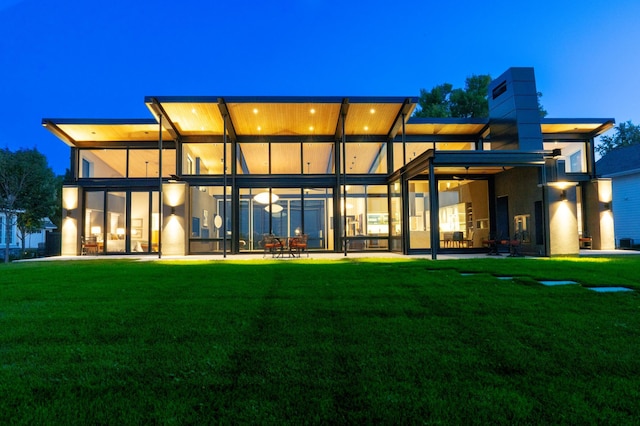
[586,287,634,293]
[538,280,579,286]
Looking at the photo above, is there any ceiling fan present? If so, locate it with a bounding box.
[452,166,483,181]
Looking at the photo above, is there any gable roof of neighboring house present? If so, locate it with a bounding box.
[596,144,640,177]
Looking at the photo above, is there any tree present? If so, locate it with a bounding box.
[450,74,492,118]
[414,74,547,118]
[0,148,57,262]
[595,120,640,158]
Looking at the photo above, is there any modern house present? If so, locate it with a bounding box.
[596,143,640,248]
[44,67,615,258]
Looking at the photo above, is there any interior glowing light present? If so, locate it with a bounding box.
[257,126,262,132]
[364,126,369,131]
[191,108,197,114]
[310,108,316,114]
[370,108,375,114]
[265,204,283,213]
[254,191,279,204]
[309,126,314,131]
[253,108,259,114]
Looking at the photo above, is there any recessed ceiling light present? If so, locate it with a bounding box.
[310,108,316,114]
[253,108,259,114]
[370,108,375,114]
[309,126,314,131]
[257,126,262,131]
[364,126,369,131]
[191,108,197,114]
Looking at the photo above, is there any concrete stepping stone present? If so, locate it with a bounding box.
[586,287,634,293]
[538,280,579,286]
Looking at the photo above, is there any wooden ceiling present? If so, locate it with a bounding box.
[404,122,487,135]
[53,123,172,144]
[228,102,340,136]
[540,121,614,135]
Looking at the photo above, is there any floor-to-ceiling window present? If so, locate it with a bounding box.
[105,192,126,253]
[239,187,332,252]
[436,178,489,249]
[85,191,105,252]
[408,180,430,249]
[189,186,230,253]
[344,185,389,251]
[84,190,159,254]
[130,191,157,253]
[389,180,403,252]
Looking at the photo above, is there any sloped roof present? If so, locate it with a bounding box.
[596,144,640,177]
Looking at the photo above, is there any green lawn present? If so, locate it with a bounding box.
[1,256,639,424]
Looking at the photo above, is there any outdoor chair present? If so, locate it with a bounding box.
[289,234,309,257]
[262,234,284,257]
[508,232,523,257]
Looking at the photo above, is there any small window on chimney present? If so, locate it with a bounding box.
[492,81,507,99]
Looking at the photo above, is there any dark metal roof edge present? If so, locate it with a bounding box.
[41,118,159,125]
[144,95,416,104]
[541,118,615,125]
[406,117,489,125]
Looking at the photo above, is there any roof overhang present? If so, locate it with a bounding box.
[41,118,172,148]
[143,96,417,141]
[541,118,615,140]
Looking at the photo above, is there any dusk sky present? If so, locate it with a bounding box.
[2,0,639,175]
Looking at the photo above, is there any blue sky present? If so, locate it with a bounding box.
[2,0,639,175]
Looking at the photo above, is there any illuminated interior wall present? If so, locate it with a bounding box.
[162,182,187,255]
[61,186,81,255]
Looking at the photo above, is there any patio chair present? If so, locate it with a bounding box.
[289,234,309,257]
[262,234,283,257]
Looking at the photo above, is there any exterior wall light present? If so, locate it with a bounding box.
[560,190,567,201]
[171,206,176,216]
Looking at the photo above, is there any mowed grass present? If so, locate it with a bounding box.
[1,256,640,424]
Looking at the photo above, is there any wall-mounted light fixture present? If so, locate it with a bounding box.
[66,209,73,217]
[603,202,611,211]
[170,206,176,216]
[560,190,567,201]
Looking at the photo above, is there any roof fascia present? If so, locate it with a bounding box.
[42,118,158,125]
[406,117,489,125]
[143,95,417,104]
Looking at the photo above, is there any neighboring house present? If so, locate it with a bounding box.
[596,144,640,248]
[0,213,57,251]
[44,67,616,258]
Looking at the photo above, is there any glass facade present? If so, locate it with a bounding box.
[238,187,333,252]
[79,148,176,178]
[408,180,430,249]
[543,141,588,173]
[437,178,489,249]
